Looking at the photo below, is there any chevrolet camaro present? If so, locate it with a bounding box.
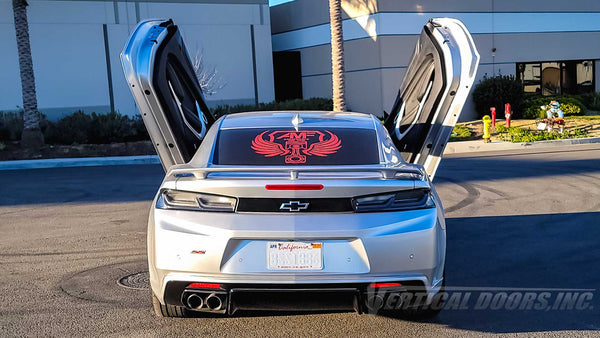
[121,18,479,318]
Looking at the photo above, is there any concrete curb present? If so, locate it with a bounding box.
[444,136,600,155]
[0,155,160,171]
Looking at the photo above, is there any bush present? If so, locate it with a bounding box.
[88,112,135,144]
[580,92,600,111]
[449,124,472,141]
[124,115,150,142]
[471,75,524,119]
[0,111,24,141]
[44,111,149,145]
[495,124,588,143]
[522,95,587,119]
[4,99,333,145]
[495,123,507,133]
[212,98,333,118]
[0,111,50,142]
[44,111,92,144]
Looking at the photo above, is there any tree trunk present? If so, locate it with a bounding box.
[328,0,346,112]
[13,0,44,148]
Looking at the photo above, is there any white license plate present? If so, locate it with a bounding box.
[267,241,323,270]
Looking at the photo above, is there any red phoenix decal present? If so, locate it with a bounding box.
[251,130,342,164]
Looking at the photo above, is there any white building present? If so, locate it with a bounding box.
[0,0,274,120]
[270,0,600,120]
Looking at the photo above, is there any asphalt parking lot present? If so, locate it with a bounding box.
[1,144,599,337]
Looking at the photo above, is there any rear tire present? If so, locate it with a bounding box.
[152,293,191,318]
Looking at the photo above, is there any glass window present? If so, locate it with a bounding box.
[541,62,561,95]
[576,60,594,94]
[213,128,380,166]
[517,60,595,96]
[518,63,541,93]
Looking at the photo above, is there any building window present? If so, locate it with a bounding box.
[517,60,595,96]
[273,51,303,101]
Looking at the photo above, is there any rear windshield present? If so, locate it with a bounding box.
[213,128,380,166]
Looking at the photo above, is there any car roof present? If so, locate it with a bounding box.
[219,111,377,130]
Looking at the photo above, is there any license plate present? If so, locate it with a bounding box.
[267,241,323,270]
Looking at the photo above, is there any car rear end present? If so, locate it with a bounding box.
[148,112,446,315]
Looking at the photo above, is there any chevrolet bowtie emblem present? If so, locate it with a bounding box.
[280,201,309,212]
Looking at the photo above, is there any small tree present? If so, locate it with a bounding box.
[192,52,225,96]
[471,74,524,119]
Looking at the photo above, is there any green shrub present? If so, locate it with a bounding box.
[522,95,587,119]
[0,111,24,141]
[0,125,11,141]
[44,111,92,144]
[496,125,588,143]
[4,99,333,145]
[449,124,472,141]
[44,111,149,145]
[471,75,524,119]
[0,111,50,142]
[580,92,600,111]
[212,98,333,118]
[123,115,150,142]
[88,112,134,144]
[495,123,506,133]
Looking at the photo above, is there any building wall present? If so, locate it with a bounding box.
[270,0,600,120]
[0,0,274,120]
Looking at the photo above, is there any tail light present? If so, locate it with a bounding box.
[352,189,435,212]
[156,189,236,212]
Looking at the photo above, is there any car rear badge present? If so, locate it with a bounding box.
[280,201,309,212]
[251,130,341,164]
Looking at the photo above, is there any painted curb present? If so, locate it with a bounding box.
[0,155,160,171]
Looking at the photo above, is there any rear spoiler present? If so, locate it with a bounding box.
[167,166,427,181]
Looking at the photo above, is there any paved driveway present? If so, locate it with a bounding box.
[1,145,598,337]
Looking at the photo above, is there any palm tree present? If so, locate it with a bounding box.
[13,0,44,148]
[328,0,346,112]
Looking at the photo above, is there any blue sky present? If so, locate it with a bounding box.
[269,0,295,6]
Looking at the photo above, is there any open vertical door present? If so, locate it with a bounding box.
[121,19,215,171]
[384,18,479,179]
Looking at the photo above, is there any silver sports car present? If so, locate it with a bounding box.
[121,18,479,318]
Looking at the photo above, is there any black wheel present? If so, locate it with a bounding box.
[152,293,191,318]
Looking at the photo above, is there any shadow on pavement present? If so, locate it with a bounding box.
[380,212,599,333]
[435,156,600,184]
[0,164,164,206]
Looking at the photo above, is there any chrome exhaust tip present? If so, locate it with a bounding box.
[366,294,385,312]
[186,293,204,310]
[205,293,223,311]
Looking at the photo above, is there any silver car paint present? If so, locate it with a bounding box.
[119,18,480,311]
[147,111,446,305]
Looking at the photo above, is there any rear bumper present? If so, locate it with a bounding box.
[148,204,446,311]
[164,280,434,314]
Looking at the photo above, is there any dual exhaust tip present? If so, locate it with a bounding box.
[185,293,224,311]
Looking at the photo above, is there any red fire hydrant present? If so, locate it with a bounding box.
[490,107,496,127]
[505,103,512,128]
